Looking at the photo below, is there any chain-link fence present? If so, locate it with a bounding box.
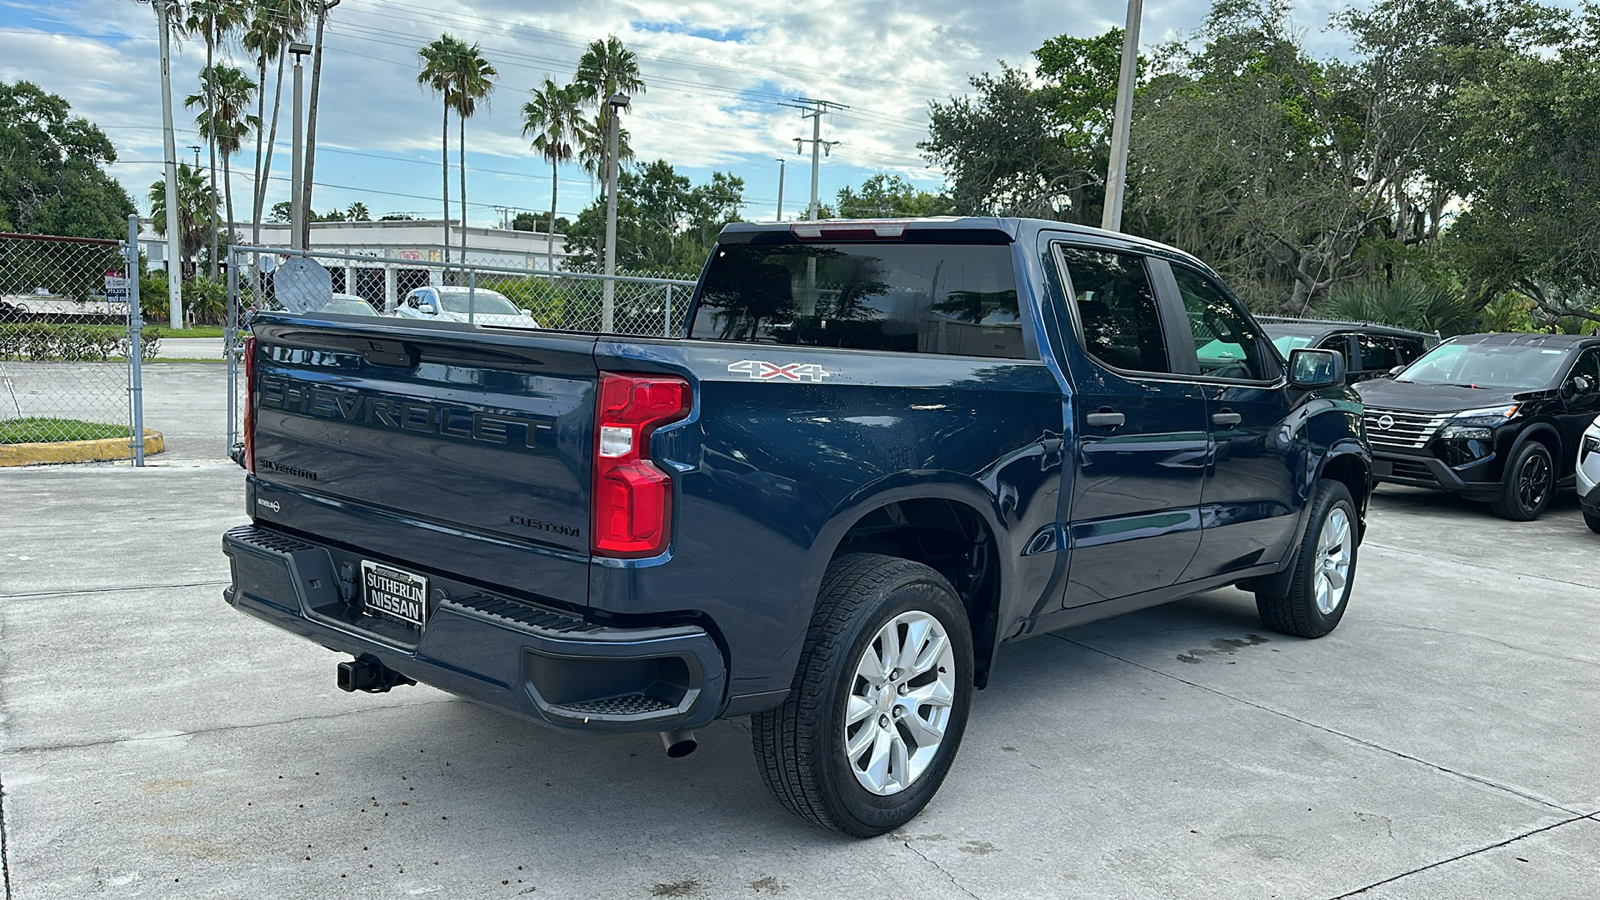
[224,245,697,454]
[0,230,146,455]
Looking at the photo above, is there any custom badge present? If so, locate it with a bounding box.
[727,360,833,383]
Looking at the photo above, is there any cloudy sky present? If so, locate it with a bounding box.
[2,0,1360,227]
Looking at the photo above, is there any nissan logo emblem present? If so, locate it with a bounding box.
[1377,415,1395,430]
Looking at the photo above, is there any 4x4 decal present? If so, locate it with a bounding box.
[727,360,832,383]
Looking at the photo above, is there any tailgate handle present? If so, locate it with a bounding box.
[1086,409,1125,428]
[361,339,417,368]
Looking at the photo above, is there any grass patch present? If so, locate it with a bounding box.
[160,325,227,338]
[0,417,132,444]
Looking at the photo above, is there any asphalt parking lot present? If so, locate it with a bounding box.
[2,363,1597,899]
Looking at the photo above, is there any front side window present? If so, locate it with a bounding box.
[1395,337,1427,363]
[1057,246,1169,374]
[689,241,1022,359]
[1172,265,1270,381]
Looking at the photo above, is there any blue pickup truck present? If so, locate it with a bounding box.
[224,217,1369,836]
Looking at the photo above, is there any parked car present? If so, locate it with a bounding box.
[1356,332,1600,520]
[395,285,540,328]
[1213,317,1437,385]
[1575,415,1600,532]
[225,217,1368,836]
[322,293,381,316]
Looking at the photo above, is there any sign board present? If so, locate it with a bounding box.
[104,274,129,303]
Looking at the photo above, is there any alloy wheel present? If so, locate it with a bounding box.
[1315,506,1353,616]
[843,610,957,796]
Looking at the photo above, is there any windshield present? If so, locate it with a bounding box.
[437,289,518,316]
[1397,342,1570,389]
[1271,334,1315,355]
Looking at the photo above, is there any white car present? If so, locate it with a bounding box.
[395,285,540,329]
[1577,414,1600,532]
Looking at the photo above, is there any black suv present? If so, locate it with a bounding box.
[1257,317,1437,384]
[1355,333,1600,520]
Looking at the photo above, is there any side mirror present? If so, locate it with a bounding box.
[420,301,437,315]
[1388,365,1404,377]
[521,309,533,318]
[1568,375,1593,396]
[1289,348,1344,389]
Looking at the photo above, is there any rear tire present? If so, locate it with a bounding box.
[1256,480,1358,638]
[1491,441,1555,521]
[1584,510,1600,534]
[751,553,974,837]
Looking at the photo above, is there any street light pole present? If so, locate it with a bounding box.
[1101,0,1143,233]
[289,42,311,251]
[601,93,630,333]
[775,158,786,222]
[154,0,183,329]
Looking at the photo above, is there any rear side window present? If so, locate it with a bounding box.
[689,242,1023,359]
[1394,337,1426,363]
[1359,335,1398,372]
[1057,246,1169,373]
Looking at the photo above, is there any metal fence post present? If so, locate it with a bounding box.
[226,246,239,456]
[126,214,145,466]
[468,267,476,324]
[664,284,673,337]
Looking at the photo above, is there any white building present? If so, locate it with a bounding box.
[140,218,573,308]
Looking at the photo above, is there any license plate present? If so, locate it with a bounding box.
[360,561,429,628]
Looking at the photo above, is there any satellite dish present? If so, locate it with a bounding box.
[272,257,334,313]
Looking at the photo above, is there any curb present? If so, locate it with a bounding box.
[0,430,166,467]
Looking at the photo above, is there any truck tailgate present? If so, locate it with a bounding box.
[247,317,598,606]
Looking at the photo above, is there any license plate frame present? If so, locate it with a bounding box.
[360,560,429,629]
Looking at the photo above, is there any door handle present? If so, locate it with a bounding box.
[1212,410,1243,428]
[1086,409,1126,428]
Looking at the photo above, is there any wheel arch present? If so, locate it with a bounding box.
[1511,423,1563,475]
[807,476,1018,690]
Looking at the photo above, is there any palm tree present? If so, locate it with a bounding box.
[243,0,309,249]
[150,163,220,274]
[345,201,370,221]
[418,34,469,265]
[187,65,258,271]
[521,78,587,272]
[301,0,341,249]
[447,43,496,266]
[573,35,645,207]
[184,0,247,278]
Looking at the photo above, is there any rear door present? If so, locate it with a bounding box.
[1051,244,1208,606]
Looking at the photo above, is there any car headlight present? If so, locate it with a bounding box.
[1438,405,1517,441]
[1584,434,1600,456]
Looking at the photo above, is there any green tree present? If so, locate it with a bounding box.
[564,160,743,275]
[835,175,953,218]
[574,35,645,177]
[243,0,309,249]
[522,78,589,272]
[345,201,370,221]
[187,64,257,265]
[0,81,134,238]
[447,42,496,265]
[184,0,248,277]
[150,162,219,274]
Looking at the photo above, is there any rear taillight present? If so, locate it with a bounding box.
[592,372,691,558]
[243,336,257,474]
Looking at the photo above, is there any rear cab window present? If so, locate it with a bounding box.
[688,237,1024,359]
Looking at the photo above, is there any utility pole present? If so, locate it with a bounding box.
[1101,0,1143,233]
[188,145,201,170]
[289,42,311,251]
[602,93,630,333]
[774,158,786,222]
[788,98,845,220]
[154,0,182,329]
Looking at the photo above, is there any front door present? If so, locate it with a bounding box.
[1163,262,1300,580]
[1052,244,1209,607]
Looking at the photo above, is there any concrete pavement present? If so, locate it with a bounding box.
[1,363,1596,899]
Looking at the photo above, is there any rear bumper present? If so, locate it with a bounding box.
[1371,448,1500,500]
[222,524,727,733]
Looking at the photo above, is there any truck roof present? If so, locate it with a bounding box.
[716,216,1209,271]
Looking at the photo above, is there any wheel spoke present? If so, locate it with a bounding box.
[896,617,931,673]
[888,734,910,788]
[898,708,946,748]
[845,694,875,728]
[861,725,892,789]
[846,720,877,759]
[905,677,954,709]
[875,627,899,680]
[1326,565,1347,591]
[910,632,948,676]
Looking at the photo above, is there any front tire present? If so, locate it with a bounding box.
[1584,509,1600,534]
[1256,479,1358,638]
[751,553,974,837]
[1491,441,1555,521]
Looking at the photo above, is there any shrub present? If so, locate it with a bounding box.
[0,323,162,361]
[136,273,227,325]
[1316,275,1477,337]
